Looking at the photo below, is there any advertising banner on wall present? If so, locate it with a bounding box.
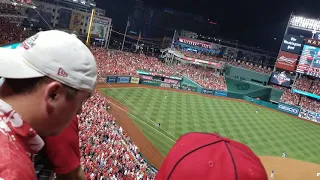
[275,51,298,71]
[277,103,300,116]
[130,77,140,84]
[178,38,212,49]
[298,109,320,124]
[117,77,130,83]
[181,84,197,92]
[202,88,214,95]
[214,90,228,97]
[106,76,117,83]
[69,12,82,33]
[269,72,293,87]
[88,15,112,39]
[296,45,320,78]
[280,34,304,54]
[305,38,320,47]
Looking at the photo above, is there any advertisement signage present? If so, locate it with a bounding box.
[117,77,130,83]
[69,12,82,33]
[214,90,227,97]
[160,83,171,88]
[178,38,212,49]
[140,75,153,80]
[164,78,179,84]
[87,15,112,39]
[296,45,320,78]
[305,38,320,47]
[202,89,214,95]
[269,72,292,87]
[299,109,320,124]
[280,34,304,54]
[107,76,117,83]
[277,103,300,116]
[181,84,197,92]
[275,51,298,71]
[289,16,320,32]
[130,77,140,84]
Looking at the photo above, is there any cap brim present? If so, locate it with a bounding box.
[0,48,44,79]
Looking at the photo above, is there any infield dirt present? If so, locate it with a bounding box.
[97,83,320,180]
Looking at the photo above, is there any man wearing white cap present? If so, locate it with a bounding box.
[0,30,97,179]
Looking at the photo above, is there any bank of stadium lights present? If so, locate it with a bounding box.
[289,16,320,32]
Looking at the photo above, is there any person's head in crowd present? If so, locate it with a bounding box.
[156,132,267,180]
[0,30,97,136]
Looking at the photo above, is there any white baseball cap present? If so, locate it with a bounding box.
[0,30,97,93]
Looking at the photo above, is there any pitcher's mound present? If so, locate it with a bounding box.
[260,156,320,180]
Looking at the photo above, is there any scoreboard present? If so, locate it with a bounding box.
[296,45,320,78]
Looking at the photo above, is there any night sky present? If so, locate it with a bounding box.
[96,0,319,52]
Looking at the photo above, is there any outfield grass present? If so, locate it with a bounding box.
[102,87,320,164]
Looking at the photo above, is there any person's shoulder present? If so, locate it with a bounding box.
[0,137,36,179]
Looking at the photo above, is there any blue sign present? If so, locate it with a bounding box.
[277,103,300,116]
[202,88,214,95]
[107,76,117,83]
[117,77,130,83]
[214,90,227,97]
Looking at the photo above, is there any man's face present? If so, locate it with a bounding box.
[41,81,91,136]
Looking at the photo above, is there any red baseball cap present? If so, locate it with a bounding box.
[156,132,267,180]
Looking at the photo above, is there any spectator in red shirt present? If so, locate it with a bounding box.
[40,115,85,180]
[0,30,97,179]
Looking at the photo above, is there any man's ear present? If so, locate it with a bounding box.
[44,81,64,114]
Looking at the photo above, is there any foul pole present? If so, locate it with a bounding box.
[86,8,96,46]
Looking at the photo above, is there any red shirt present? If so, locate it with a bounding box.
[43,116,80,174]
[0,99,44,180]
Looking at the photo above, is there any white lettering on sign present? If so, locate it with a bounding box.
[178,38,212,49]
[290,16,320,31]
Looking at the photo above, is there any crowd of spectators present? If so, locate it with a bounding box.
[294,76,320,96]
[311,79,320,95]
[227,59,272,75]
[91,48,227,90]
[172,63,227,90]
[299,96,320,113]
[0,2,27,45]
[79,91,156,180]
[176,49,272,75]
[272,84,320,112]
[91,48,179,78]
[293,76,312,92]
[272,84,301,106]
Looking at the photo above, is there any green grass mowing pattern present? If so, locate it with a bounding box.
[102,87,320,164]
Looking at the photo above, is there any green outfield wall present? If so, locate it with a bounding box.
[225,65,270,84]
[225,76,271,101]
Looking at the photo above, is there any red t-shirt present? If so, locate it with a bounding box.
[43,116,80,174]
[0,99,44,180]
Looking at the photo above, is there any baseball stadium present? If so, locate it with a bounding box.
[1,0,320,179]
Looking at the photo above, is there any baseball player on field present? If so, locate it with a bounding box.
[270,169,275,179]
[282,150,286,158]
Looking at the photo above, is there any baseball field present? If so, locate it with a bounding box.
[98,83,320,180]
